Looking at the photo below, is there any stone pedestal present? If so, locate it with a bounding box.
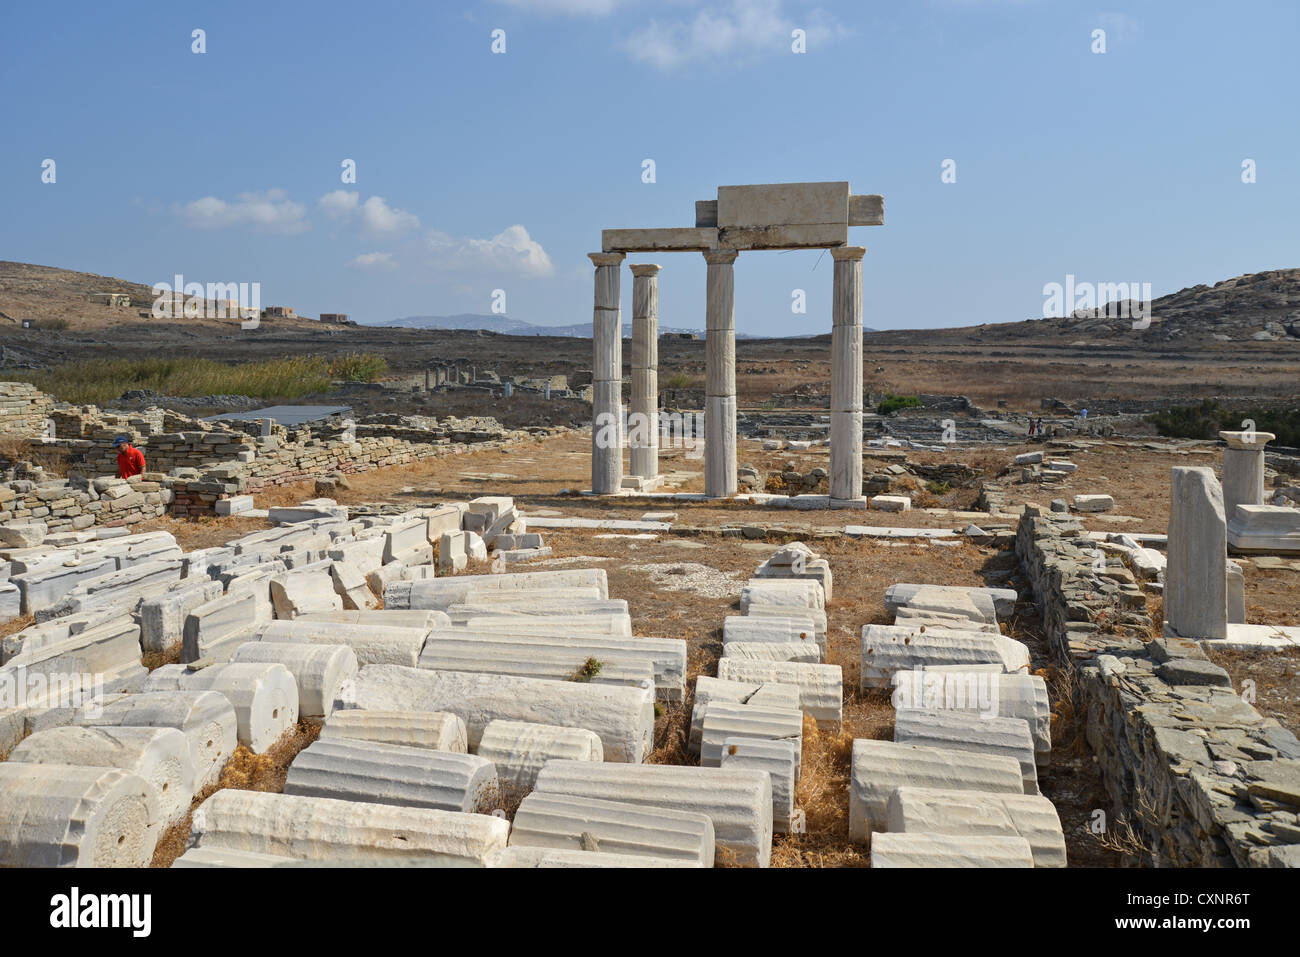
[1166,466,1228,640]
[1219,430,1275,517]
[830,247,865,502]
[630,264,661,480]
[590,252,626,494]
[704,249,739,498]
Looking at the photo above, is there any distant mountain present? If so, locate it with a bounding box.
[372,313,874,338]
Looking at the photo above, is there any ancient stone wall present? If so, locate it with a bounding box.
[1016,508,1300,867]
[0,383,54,437]
[0,475,172,532]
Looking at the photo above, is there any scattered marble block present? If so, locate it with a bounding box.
[188,789,509,865]
[319,709,467,753]
[476,719,604,792]
[1013,451,1044,466]
[893,708,1038,794]
[688,676,801,754]
[0,764,162,867]
[1072,494,1114,512]
[848,738,1023,840]
[870,495,912,512]
[284,737,499,812]
[9,725,196,827]
[509,791,714,866]
[0,522,47,548]
[533,760,773,868]
[885,786,1065,866]
[82,690,238,790]
[871,832,1034,868]
[716,658,843,729]
[720,737,800,834]
[216,496,254,516]
[1227,505,1300,554]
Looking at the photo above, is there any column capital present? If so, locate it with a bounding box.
[1219,430,1275,450]
[703,248,739,265]
[830,245,866,262]
[589,252,626,267]
[629,263,662,277]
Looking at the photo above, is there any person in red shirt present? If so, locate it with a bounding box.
[113,435,146,479]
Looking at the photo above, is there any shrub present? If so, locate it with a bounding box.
[1147,401,1300,448]
[11,353,386,406]
[876,394,923,415]
[327,353,387,382]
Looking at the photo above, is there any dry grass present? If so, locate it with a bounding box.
[0,612,35,644]
[134,514,270,551]
[141,642,182,672]
[149,719,321,868]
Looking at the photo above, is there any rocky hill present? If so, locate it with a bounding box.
[0,261,320,333]
[1032,268,1300,342]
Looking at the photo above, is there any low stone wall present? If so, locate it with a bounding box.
[0,475,173,532]
[1016,508,1300,867]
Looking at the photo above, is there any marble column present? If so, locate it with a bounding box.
[704,248,738,498]
[830,246,866,502]
[630,264,661,480]
[590,251,626,494]
[1166,466,1228,640]
[1219,429,1275,517]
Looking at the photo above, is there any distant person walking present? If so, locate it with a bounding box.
[113,435,146,479]
[1027,418,1037,437]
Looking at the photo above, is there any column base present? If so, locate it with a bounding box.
[620,474,665,492]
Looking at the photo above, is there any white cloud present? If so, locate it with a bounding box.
[425,224,554,278]
[318,191,420,235]
[359,196,420,234]
[623,0,845,70]
[350,251,397,271]
[319,189,359,219]
[177,188,308,234]
[491,0,630,15]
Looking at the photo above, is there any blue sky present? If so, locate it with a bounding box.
[2,0,1297,334]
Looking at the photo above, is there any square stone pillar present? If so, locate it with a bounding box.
[1219,430,1275,516]
[1166,466,1228,640]
[590,251,626,494]
[704,248,739,498]
[830,246,866,502]
[629,264,661,480]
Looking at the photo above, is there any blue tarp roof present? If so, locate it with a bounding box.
[202,405,352,427]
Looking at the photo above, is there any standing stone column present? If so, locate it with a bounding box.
[425,368,433,392]
[704,249,739,498]
[1166,466,1228,640]
[830,246,866,502]
[630,264,661,481]
[590,252,626,494]
[1219,429,1275,516]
